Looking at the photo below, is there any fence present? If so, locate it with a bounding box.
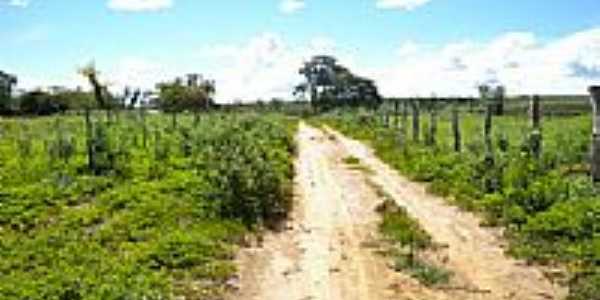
[373,88,599,182]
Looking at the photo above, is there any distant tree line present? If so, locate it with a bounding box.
[1,71,95,116]
[0,65,217,117]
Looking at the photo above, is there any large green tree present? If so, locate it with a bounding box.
[295,55,381,111]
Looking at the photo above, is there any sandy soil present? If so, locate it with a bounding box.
[227,122,566,300]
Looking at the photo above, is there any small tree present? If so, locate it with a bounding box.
[156,74,216,127]
[157,78,186,128]
[79,63,116,121]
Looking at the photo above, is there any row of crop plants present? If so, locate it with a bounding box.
[0,112,297,299]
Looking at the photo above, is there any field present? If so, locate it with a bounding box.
[0,98,599,300]
[0,112,296,299]
[315,100,600,300]
[3,1,599,298]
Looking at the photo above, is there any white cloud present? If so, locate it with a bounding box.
[200,33,305,101]
[105,57,177,92]
[8,58,174,95]
[197,33,363,102]
[279,0,305,14]
[372,28,600,97]
[107,0,172,12]
[14,73,87,93]
[376,0,431,11]
[12,28,600,102]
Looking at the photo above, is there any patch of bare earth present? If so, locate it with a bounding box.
[227,122,566,300]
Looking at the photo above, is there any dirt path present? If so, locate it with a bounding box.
[228,122,566,300]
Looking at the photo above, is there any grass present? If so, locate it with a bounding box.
[376,197,451,287]
[342,155,361,165]
[342,155,374,174]
[393,254,453,287]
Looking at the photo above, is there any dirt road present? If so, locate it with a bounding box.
[228,122,566,300]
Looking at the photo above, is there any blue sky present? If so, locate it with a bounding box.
[1,0,599,100]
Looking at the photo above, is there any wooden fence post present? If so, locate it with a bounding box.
[494,86,506,116]
[411,99,420,142]
[530,95,542,159]
[469,97,475,113]
[140,106,148,148]
[171,111,177,129]
[483,95,494,159]
[427,101,437,147]
[479,86,495,192]
[402,99,409,137]
[589,86,600,182]
[452,100,461,152]
[384,108,390,128]
[394,99,400,128]
[397,99,408,150]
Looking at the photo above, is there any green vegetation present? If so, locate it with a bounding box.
[319,106,599,299]
[342,156,361,165]
[377,199,451,287]
[0,112,296,299]
[294,55,382,112]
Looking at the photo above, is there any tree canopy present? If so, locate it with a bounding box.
[295,55,381,111]
[156,74,216,113]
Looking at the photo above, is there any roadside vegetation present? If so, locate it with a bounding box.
[377,198,452,287]
[318,104,599,300]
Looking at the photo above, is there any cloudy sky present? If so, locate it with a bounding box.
[1,0,599,101]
